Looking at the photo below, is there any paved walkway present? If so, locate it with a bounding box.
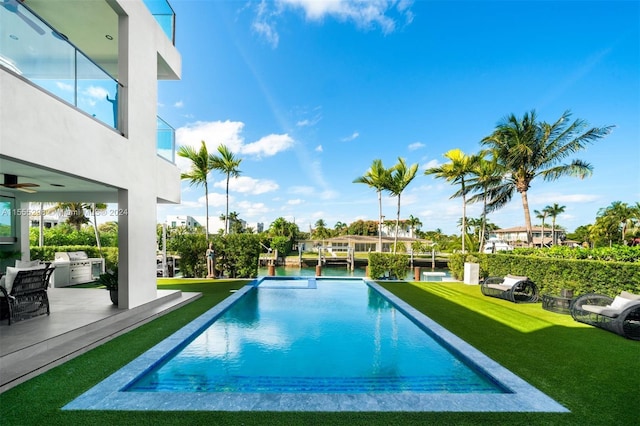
[0,287,200,393]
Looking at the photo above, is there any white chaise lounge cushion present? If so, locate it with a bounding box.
[581,304,621,318]
[582,296,640,318]
[502,275,528,288]
[1,264,47,296]
[620,291,640,301]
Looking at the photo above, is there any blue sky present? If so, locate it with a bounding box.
[157,0,640,235]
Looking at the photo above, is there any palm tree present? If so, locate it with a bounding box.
[387,158,419,253]
[178,140,215,237]
[333,221,348,236]
[424,149,479,253]
[466,153,506,252]
[534,208,548,247]
[481,110,613,246]
[406,215,422,238]
[596,201,637,244]
[89,203,108,253]
[544,203,565,245]
[353,159,392,252]
[211,144,242,235]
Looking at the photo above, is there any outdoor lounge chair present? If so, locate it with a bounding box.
[480,274,539,303]
[570,291,640,340]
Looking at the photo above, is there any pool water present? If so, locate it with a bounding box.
[126,278,503,394]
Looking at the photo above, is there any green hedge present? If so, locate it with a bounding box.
[368,253,409,280]
[449,252,640,297]
[30,246,119,271]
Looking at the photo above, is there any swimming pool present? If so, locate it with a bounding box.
[64,277,568,412]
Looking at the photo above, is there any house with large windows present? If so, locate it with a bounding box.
[0,0,181,309]
[490,226,566,248]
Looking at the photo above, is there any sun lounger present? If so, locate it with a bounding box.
[480,274,539,303]
[570,291,640,340]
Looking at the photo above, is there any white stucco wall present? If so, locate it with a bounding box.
[0,0,181,309]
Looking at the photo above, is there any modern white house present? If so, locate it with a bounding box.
[0,0,181,309]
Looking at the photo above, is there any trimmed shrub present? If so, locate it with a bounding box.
[369,252,409,280]
[449,252,640,297]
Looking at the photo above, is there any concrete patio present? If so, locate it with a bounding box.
[0,287,200,393]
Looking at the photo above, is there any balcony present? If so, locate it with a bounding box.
[143,0,176,44]
[0,0,118,129]
[157,116,175,163]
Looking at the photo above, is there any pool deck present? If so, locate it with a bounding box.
[63,278,569,413]
[0,287,200,393]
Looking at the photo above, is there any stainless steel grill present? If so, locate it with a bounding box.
[53,251,104,287]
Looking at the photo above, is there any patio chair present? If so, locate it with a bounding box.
[480,274,539,303]
[570,291,640,340]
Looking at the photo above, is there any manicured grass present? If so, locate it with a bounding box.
[1,279,637,425]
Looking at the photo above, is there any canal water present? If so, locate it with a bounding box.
[257,266,450,281]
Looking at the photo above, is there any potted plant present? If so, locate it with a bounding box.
[96,267,118,305]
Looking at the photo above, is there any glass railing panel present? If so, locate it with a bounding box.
[75,52,119,127]
[157,116,175,163]
[0,0,119,130]
[143,0,175,44]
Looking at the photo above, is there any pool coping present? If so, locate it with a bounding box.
[63,277,569,412]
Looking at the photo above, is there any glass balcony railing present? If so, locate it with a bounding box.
[0,0,119,130]
[157,116,176,163]
[143,0,176,44]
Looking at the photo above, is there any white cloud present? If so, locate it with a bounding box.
[84,86,108,99]
[235,201,271,217]
[287,199,303,205]
[315,145,323,152]
[174,100,184,108]
[240,134,295,157]
[279,0,412,33]
[341,131,360,142]
[408,142,425,151]
[289,185,315,195]
[214,176,279,195]
[250,0,414,47]
[421,159,440,170]
[196,192,228,207]
[175,120,294,171]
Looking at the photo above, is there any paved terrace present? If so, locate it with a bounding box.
[0,287,200,393]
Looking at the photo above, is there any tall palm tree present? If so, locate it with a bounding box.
[353,159,392,252]
[425,149,479,253]
[178,140,215,237]
[544,203,565,245]
[388,157,419,253]
[211,144,242,235]
[534,208,548,247]
[481,110,613,246]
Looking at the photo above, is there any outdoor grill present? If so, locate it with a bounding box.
[52,251,104,287]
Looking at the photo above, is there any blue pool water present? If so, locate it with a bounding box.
[126,278,502,393]
[63,277,569,412]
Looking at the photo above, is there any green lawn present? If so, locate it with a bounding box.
[1,279,637,425]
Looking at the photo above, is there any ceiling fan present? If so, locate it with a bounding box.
[1,0,45,36]
[1,174,39,193]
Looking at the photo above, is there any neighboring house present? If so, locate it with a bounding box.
[490,226,565,248]
[298,235,431,254]
[166,215,201,229]
[0,0,182,309]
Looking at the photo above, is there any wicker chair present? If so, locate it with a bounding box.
[570,292,640,340]
[480,274,539,303]
[0,264,55,325]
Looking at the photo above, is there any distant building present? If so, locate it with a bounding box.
[166,215,200,229]
[490,226,566,247]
